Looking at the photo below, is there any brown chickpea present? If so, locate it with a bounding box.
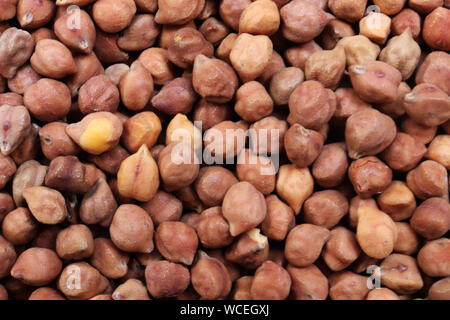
[377,181,416,221]
[94,30,128,64]
[191,251,232,300]
[329,271,369,300]
[78,75,119,115]
[194,166,238,207]
[104,63,128,87]
[345,109,397,160]
[56,224,94,261]
[58,262,109,300]
[197,206,233,249]
[110,204,155,254]
[234,81,273,122]
[288,80,336,131]
[120,61,154,112]
[193,99,232,130]
[410,197,450,240]
[219,0,251,31]
[24,78,71,123]
[428,277,450,300]
[249,116,287,155]
[7,64,40,95]
[366,288,400,300]
[348,157,393,198]
[303,190,349,229]
[158,143,199,192]
[79,178,117,227]
[0,27,35,79]
[0,234,16,279]
[11,248,60,288]
[32,226,59,251]
[287,264,329,300]
[90,238,129,279]
[250,261,291,300]
[417,238,450,277]
[225,228,269,270]
[312,143,348,188]
[261,195,295,241]
[392,9,421,40]
[400,117,437,145]
[305,46,346,89]
[380,254,424,294]
[139,48,176,86]
[152,77,198,116]
[192,55,238,104]
[404,83,450,127]
[322,227,361,272]
[2,207,38,245]
[222,181,267,237]
[284,124,324,168]
[89,145,129,175]
[204,120,248,161]
[168,28,213,69]
[285,224,330,267]
[155,0,204,25]
[393,222,420,255]
[54,7,95,54]
[426,135,450,169]
[0,192,15,224]
[0,92,24,106]
[141,191,182,227]
[280,0,333,43]
[145,260,190,299]
[67,52,104,97]
[92,0,136,33]
[318,19,355,50]
[416,51,450,95]
[422,7,450,51]
[155,221,198,265]
[199,17,230,45]
[406,160,448,200]
[28,287,65,300]
[236,149,276,195]
[230,33,273,82]
[231,276,253,300]
[356,206,397,259]
[284,41,322,71]
[117,14,160,52]
[30,39,76,79]
[269,67,304,106]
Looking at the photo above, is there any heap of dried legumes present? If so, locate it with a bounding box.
[0,0,449,301]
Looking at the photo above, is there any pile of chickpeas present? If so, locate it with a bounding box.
[0,0,449,301]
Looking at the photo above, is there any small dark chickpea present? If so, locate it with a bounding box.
[377,181,416,221]
[322,227,361,271]
[56,224,94,261]
[329,271,369,300]
[312,143,348,188]
[197,206,233,249]
[406,160,448,200]
[195,166,238,207]
[284,124,324,168]
[261,195,295,241]
[381,132,427,172]
[145,260,190,299]
[287,264,329,300]
[250,261,291,300]
[269,67,304,106]
[225,228,269,270]
[141,191,182,227]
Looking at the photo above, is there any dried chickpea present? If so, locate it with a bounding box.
[56,224,94,261]
[168,28,213,69]
[284,124,324,168]
[238,0,280,36]
[90,238,129,279]
[0,234,16,279]
[322,227,361,271]
[356,206,397,259]
[305,46,346,89]
[92,0,136,33]
[236,149,276,195]
[110,204,155,254]
[225,228,269,270]
[152,77,198,116]
[222,181,267,237]
[0,28,35,79]
[284,224,330,267]
[380,253,424,294]
[121,112,161,153]
[329,271,369,300]
[197,206,233,249]
[406,160,448,200]
[285,41,322,71]
[141,191,182,227]
[393,222,420,255]
[250,261,291,300]
[417,238,450,277]
[194,166,238,207]
[426,135,450,169]
[287,264,329,300]
[191,251,232,300]
[348,157,393,198]
[428,277,450,300]
[2,207,38,245]
[145,260,190,299]
[422,7,450,51]
[261,195,295,241]
[303,190,349,229]
[199,17,230,45]
[155,221,198,265]
[30,39,76,79]
[193,99,232,131]
[312,143,348,188]
[249,116,287,155]
[11,248,62,286]
[377,181,416,221]
[79,178,117,227]
[366,288,400,300]
[415,51,450,95]
[155,0,204,25]
[276,164,314,215]
[410,197,450,240]
[7,64,40,95]
[23,186,67,225]
[117,144,159,202]
[400,117,437,145]
[120,61,154,112]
